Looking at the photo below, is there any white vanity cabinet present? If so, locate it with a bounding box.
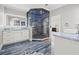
[3,29,30,45]
[55,36,79,55]
[51,32,79,55]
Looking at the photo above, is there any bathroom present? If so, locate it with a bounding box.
[0,4,79,55]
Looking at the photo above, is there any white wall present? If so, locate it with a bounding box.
[4,7,26,16]
[4,6,26,27]
[52,4,79,33]
[0,5,4,27]
[0,4,26,28]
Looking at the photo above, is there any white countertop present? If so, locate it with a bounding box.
[53,32,79,41]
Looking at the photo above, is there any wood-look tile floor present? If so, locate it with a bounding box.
[0,40,51,55]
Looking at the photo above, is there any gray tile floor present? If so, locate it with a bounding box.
[0,40,51,55]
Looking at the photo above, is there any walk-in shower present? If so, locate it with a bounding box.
[27,8,49,39]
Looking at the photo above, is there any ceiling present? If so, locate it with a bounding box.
[3,4,66,12]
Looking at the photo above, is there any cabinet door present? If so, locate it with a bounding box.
[55,37,79,55]
[13,30,22,42]
[3,31,14,44]
[21,30,29,40]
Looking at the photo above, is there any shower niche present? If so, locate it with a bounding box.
[27,8,49,39]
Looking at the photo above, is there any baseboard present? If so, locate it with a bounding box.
[32,39,45,41]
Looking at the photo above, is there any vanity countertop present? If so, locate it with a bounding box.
[53,32,79,41]
[2,27,29,31]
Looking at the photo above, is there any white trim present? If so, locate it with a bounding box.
[5,13,26,18]
[32,39,45,41]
